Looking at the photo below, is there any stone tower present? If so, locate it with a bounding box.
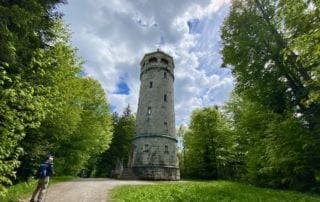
[132,50,180,180]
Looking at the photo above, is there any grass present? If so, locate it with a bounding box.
[111,180,320,202]
[0,176,75,202]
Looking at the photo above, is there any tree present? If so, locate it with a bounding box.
[183,107,235,179]
[176,125,188,177]
[225,94,318,190]
[0,0,64,194]
[16,21,113,178]
[94,105,135,177]
[0,1,113,195]
[51,77,113,175]
[221,0,320,190]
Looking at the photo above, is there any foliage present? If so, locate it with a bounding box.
[0,0,113,196]
[16,21,113,178]
[0,0,64,195]
[0,179,37,202]
[183,107,236,179]
[221,0,320,191]
[225,96,318,190]
[111,181,320,202]
[176,125,188,177]
[94,105,135,177]
[51,76,113,175]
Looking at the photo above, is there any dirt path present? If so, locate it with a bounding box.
[23,178,152,202]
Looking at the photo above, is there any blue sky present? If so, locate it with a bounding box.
[59,0,233,125]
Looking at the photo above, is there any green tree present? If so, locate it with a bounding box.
[226,95,318,190]
[94,105,135,177]
[51,77,113,175]
[176,125,187,177]
[184,107,235,179]
[221,0,320,190]
[0,0,64,194]
[16,21,113,178]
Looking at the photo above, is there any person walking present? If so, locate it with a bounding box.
[30,154,54,202]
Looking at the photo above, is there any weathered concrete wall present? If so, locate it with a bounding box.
[132,50,180,180]
[133,166,180,180]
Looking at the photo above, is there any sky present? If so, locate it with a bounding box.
[59,0,233,125]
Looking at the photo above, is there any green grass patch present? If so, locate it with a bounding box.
[0,176,76,202]
[112,181,320,202]
[0,179,37,202]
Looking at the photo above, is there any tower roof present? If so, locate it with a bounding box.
[140,50,174,66]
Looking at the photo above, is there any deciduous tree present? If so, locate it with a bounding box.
[221,0,320,190]
[94,105,135,177]
[183,107,235,179]
[0,0,64,194]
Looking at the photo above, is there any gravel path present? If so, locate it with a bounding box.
[23,178,152,202]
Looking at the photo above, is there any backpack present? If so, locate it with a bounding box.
[37,163,48,179]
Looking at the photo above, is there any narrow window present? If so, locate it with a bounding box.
[149,81,153,88]
[164,94,167,102]
[144,144,149,152]
[148,107,151,115]
[165,145,169,153]
[164,72,167,78]
[164,122,168,131]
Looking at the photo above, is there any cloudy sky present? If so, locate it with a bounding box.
[59,0,233,125]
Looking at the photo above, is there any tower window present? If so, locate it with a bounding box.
[150,81,153,88]
[164,122,168,131]
[147,107,151,115]
[161,58,169,65]
[164,72,167,78]
[165,145,169,153]
[149,57,157,63]
[144,144,149,152]
[164,94,167,102]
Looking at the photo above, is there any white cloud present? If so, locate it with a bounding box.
[60,0,233,125]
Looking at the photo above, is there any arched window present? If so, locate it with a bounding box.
[161,58,169,65]
[150,81,153,88]
[147,107,151,115]
[164,94,167,102]
[149,57,157,63]
[164,72,167,79]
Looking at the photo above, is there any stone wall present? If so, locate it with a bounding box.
[133,166,180,180]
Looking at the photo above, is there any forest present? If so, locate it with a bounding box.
[0,0,113,195]
[0,0,319,198]
[180,0,320,192]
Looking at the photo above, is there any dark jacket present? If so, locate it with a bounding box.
[37,161,54,178]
